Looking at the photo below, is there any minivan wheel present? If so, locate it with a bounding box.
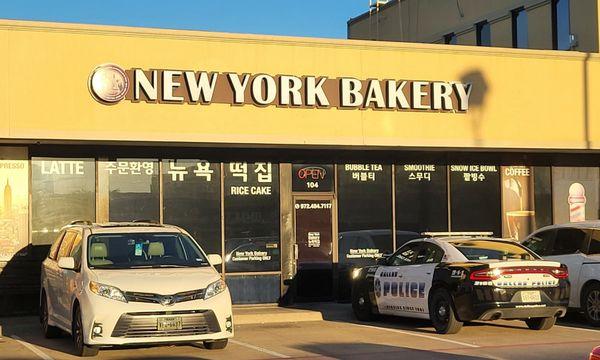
[525,316,556,330]
[583,283,600,327]
[41,293,61,338]
[73,306,99,357]
[429,288,463,334]
[203,339,228,350]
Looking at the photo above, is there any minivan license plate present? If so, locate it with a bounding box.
[157,317,183,331]
[521,291,541,303]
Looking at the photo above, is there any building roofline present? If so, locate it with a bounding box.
[347,0,399,26]
[0,18,598,61]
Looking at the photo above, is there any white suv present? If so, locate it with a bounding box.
[40,221,233,357]
[522,221,600,326]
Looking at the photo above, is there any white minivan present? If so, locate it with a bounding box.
[40,221,233,357]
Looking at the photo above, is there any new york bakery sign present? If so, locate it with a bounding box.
[89,64,472,112]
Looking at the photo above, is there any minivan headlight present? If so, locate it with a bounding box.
[89,281,128,303]
[204,279,227,300]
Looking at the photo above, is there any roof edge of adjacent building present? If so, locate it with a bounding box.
[1,18,599,61]
[347,0,399,26]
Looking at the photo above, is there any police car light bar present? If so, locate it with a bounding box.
[421,232,494,237]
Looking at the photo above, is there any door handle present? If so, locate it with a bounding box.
[426,272,432,275]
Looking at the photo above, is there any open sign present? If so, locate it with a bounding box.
[297,166,327,180]
[292,164,334,192]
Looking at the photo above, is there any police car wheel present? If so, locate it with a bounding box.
[429,289,463,334]
[352,288,373,321]
[525,316,556,330]
[582,283,600,327]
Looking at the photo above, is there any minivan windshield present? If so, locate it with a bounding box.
[451,240,538,261]
[87,232,210,269]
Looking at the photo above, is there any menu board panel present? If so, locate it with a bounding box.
[337,164,393,267]
[395,164,448,233]
[450,164,501,235]
[224,162,280,272]
[32,158,95,245]
[163,160,222,256]
[106,159,160,222]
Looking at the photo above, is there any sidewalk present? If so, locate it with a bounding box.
[233,302,351,324]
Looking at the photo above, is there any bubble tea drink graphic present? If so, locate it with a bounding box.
[568,183,586,222]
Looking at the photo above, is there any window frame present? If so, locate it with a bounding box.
[476,20,491,46]
[387,241,422,266]
[414,242,445,265]
[512,7,528,49]
[551,0,571,50]
[57,230,78,260]
[48,230,66,261]
[523,229,556,257]
[444,32,457,45]
[551,227,589,256]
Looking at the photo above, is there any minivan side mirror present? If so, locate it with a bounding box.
[207,254,223,266]
[58,257,76,270]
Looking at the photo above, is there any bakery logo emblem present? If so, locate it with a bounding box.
[89,64,129,104]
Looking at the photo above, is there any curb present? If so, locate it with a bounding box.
[233,306,324,325]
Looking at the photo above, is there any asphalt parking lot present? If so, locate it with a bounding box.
[1,303,599,360]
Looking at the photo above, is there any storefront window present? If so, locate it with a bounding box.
[337,164,393,267]
[395,164,448,234]
[450,164,501,235]
[501,166,535,241]
[224,162,280,272]
[163,160,222,256]
[552,167,599,223]
[0,154,28,259]
[31,158,95,245]
[106,159,159,222]
[533,167,553,229]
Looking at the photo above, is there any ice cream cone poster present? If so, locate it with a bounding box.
[552,167,600,224]
[0,158,29,261]
[568,183,586,222]
[501,166,535,241]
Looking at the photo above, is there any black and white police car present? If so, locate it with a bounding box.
[351,234,570,334]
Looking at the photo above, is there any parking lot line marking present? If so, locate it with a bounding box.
[230,339,291,358]
[347,323,481,349]
[11,336,54,360]
[556,325,600,334]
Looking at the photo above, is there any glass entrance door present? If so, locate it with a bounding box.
[294,197,334,301]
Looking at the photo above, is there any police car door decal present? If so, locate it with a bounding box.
[374,266,428,316]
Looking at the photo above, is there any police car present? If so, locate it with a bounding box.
[351,234,570,334]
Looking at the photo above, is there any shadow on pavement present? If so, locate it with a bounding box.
[0,316,214,359]
[291,301,600,334]
[293,342,487,360]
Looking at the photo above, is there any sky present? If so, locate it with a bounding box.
[0,0,370,39]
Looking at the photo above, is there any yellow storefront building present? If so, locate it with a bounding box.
[0,19,599,311]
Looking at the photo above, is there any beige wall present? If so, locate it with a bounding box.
[1,20,600,152]
[528,3,554,49]
[348,0,600,52]
[490,17,513,48]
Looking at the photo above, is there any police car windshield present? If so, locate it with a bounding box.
[87,232,210,269]
[451,240,537,261]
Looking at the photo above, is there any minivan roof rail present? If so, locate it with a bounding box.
[132,219,160,224]
[68,220,93,226]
